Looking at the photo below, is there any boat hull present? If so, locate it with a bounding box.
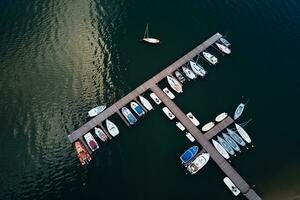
[223,177,240,196]
[223,133,241,152]
[163,87,175,99]
[167,76,183,93]
[217,136,235,155]
[88,105,106,117]
[234,103,245,120]
[74,141,92,165]
[182,66,197,79]
[94,127,108,142]
[139,96,153,111]
[142,38,160,44]
[130,102,145,117]
[180,146,199,164]
[227,128,246,146]
[121,107,137,125]
[235,124,252,143]
[215,112,228,122]
[189,61,207,77]
[150,93,162,104]
[84,132,99,152]
[162,107,175,120]
[212,139,230,159]
[106,119,120,137]
[187,153,210,175]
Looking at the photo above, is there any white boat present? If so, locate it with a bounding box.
[186,112,200,126]
[167,76,183,93]
[94,127,108,142]
[162,107,175,120]
[176,121,185,131]
[182,66,197,80]
[88,105,106,117]
[223,177,240,196]
[84,132,99,152]
[189,61,207,77]
[219,37,231,47]
[142,24,160,44]
[212,139,230,159]
[150,93,162,105]
[202,52,218,65]
[106,119,119,137]
[130,101,145,117]
[187,153,210,175]
[174,71,186,83]
[215,112,228,122]
[235,123,252,143]
[139,96,153,111]
[234,103,245,120]
[216,43,231,54]
[185,132,195,142]
[202,122,215,132]
[163,87,175,99]
[121,107,137,125]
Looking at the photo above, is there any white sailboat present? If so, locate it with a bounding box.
[216,42,231,54]
[212,139,230,159]
[202,51,218,65]
[167,76,183,93]
[235,123,252,143]
[142,24,160,44]
[139,96,153,111]
[106,119,120,137]
[182,66,197,79]
[189,61,207,77]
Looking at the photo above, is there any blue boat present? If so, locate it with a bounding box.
[226,128,246,147]
[180,146,199,164]
[121,107,137,125]
[130,101,145,116]
[217,136,235,156]
[222,133,241,152]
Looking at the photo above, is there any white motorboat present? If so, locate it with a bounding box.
[212,139,230,159]
[106,119,119,137]
[141,24,160,44]
[150,93,162,105]
[174,71,186,83]
[94,127,108,142]
[189,61,207,77]
[167,76,183,93]
[182,66,197,80]
[217,136,235,156]
[219,37,231,47]
[84,132,99,152]
[187,153,210,175]
[186,112,200,126]
[130,101,145,117]
[162,107,175,120]
[202,52,218,65]
[216,42,231,54]
[88,105,106,117]
[186,132,195,142]
[139,96,153,111]
[202,122,215,132]
[234,103,245,120]
[163,87,175,99]
[223,177,240,196]
[176,121,185,131]
[235,123,252,143]
[215,112,228,122]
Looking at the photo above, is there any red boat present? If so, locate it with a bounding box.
[74,141,92,165]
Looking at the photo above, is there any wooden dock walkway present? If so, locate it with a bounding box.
[68,32,223,143]
[150,85,261,200]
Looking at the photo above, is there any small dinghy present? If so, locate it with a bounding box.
[227,128,246,147]
[202,122,215,132]
[162,107,175,120]
[212,139,230,159]
[217,136,235,156]
[174,71,186,83]
[141,24,160,44]
[130,101,145,117]
[167,76,183,93]
[222,133,241,152]
[139,96,153,111]
[219,37,231,47]
[216,42,231,54]
[223,177,240,196]
[186,132,195,142]
[88,105,106,117]
[215,112,228,122]
[163,87,175,99]
[235,124,252,143]
[84,132,99,152]
[121,107,137,125]
[182,66,197,80]
[187,153,210,175]
[189,61,207,77]
[106,119,119,137]
[186,112,200,126]
[74,140,92,165]
[234,103,245,120]
[176,121,185,131]
[94,127,108,142]
[180,146,199,164]
[202,51,218,65]
[150,93,162,105]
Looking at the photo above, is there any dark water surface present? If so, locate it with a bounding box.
[0,0,299,199]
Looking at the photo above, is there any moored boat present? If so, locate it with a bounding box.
[186,132,195,142]
[182,66,197,80]
[216,42,231,54]
[212,139,230,159]
[189,61,207,77]
[142,24,160,44]
[222,133,241,152]
[174,71,186,83]
[121,107,137,125]
[130,101,145,117]
[150,93,162,105]
[88,105,106,117]
[74,140,92,165]
[187,153,210,175]
[217,136,235,156]
[162,107,175,120]
[163,87,175,99]
[186,112,200,126]
[167,76,183,93]
[139,96,153,111]
[235,123,252,143]
[202,51,218,65]
[84,132,99,152]
[223,177,240,196]
[176,121,185,131]
[94,127,108,142]
[226,128,246,147]
[215,112,228,122]
[234,103,245,120]
[180,146,199,164]
[202,122,215,132]
[219,37,231,47]
[106,119,119,137]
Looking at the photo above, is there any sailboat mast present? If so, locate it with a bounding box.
[143,24,149,38]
